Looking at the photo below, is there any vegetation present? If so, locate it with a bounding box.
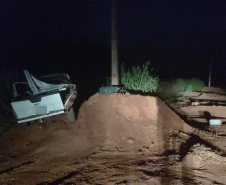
[105,76,111,87]
[120,61,159,93]
[157,78,205,100]
[157,80,179,100]
[103,62,205,100]
[176,78,205,92]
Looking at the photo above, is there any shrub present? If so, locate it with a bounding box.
[157,79,179,100]
[176,79,192,92]
[120,61,159,93]
[102,76,111,87]
[157,78,205,100]
[189,78,205,91]
[176,78,205,92]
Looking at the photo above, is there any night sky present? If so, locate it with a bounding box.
[1,0,226,93]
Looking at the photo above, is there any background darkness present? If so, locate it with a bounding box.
[1,0,226,103]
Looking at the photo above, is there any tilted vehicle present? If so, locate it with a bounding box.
[11,70,77,123]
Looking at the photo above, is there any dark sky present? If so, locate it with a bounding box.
[1,0,226,87]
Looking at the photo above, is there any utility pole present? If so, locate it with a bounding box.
[111,0,119,85]
[208,62,212,87]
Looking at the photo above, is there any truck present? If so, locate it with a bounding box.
[11,70,77,124]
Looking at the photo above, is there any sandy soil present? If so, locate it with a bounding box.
[1,92,226,184]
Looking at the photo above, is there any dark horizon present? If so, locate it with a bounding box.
[1,0,226,88]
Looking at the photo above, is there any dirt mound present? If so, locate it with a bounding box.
[76,93,194,154]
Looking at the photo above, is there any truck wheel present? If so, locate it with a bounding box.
[67,107,76,123]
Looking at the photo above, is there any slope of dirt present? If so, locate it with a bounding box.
[0,93,226,184]
[76,93,194,154]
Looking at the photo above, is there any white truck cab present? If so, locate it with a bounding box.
[11,70,77,123]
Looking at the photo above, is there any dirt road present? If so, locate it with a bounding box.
[0,93,226,184]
